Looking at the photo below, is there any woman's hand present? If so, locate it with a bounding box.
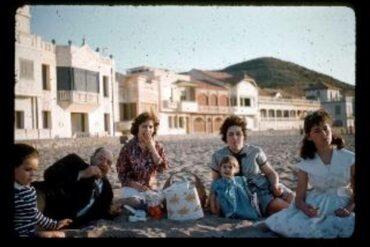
[109,203,123,216]
[300,204,319,218]
[56,218,73,229]
[271,183,283,197]
[140,131,156,151]
[335,207,352,217]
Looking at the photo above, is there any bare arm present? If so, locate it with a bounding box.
[260,162,283,196]
[295,170,319,217]
[260,162,279,186]
[335,164,355,217]
[211,170,221,181]
[209,191,220,216]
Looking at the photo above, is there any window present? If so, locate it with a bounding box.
[230,97,237,106]
[168,116,173,128]
[174,116,178,128]
[120,103,136,121]
[103,76,109,97]
[104,113,110,132]
[42,111,51,129]
[19,58,34,79]
[180,91,186,101]
[240,97,251,107]
[335,105,341,115]
[15,111,24,129]
[179,117,184,128]
[42,64,50,90]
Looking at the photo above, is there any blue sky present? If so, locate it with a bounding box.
[30,5,355,85]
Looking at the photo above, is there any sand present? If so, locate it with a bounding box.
[31,131,355,238]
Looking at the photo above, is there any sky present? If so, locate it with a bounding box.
[30,5,355,85]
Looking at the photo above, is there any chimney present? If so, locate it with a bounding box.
[68,40,72,46]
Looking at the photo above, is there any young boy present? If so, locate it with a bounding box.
[13,143,72,237]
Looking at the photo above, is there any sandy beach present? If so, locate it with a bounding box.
[26,130,355,238]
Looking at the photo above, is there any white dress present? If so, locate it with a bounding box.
[264,148,355,238]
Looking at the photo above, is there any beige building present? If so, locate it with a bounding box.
[116,67,321,135]
[15,6,119,140]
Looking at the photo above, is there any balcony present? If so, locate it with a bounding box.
[198,105,231,114]
[162,100,178,110]
[57,90,99,112]
[178,101,198,112]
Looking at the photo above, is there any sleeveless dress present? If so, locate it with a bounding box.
[264,148,355,238]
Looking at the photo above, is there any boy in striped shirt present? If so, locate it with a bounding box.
[13,143,72,237]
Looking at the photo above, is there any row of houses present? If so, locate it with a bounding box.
[14,6,354,140]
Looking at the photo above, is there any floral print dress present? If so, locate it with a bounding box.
[116,137,168,189]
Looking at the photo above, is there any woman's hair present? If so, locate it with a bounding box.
[130,111,160,137]
[12,143,39,168]
[219,155,240,174]
[300,109,344,159]
[219,115,247,143]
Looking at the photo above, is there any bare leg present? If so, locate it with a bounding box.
[266,198,290,215]
[36,230,66,238]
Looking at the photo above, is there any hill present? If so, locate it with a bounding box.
[220,57,355,97]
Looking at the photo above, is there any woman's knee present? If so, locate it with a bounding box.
[267,198,289,215]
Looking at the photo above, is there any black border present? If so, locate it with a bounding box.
[1,0,369,243]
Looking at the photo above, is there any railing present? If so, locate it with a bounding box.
[15,129,52,140]
[259,96,320,106]
[198,105,231,114]
[178,101,198,112]
[58,91,99,105]
[162,100,178,109]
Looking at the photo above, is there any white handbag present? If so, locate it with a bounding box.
[163,180,204,221]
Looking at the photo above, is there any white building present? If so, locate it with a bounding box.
[305,82,355,131]
[15,6,119,140]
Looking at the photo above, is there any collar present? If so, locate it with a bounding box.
[14,181,28,189]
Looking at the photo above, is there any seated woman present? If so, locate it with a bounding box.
[209,115,294,217]
[210,155,261,220]
[264,110,355,238]
[116,112,169,209]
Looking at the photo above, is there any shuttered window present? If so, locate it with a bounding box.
[19,58,34,79]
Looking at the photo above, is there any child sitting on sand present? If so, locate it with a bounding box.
[13,143,72,238]
[209,155,261,220]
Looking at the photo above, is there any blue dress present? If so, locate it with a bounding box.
[211,176,260,220]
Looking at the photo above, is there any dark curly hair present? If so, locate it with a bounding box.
[12,143,39,168]
[219,115,247,143]
[130,111,160,137]
[300,109,344,159]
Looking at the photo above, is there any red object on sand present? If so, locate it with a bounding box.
[148,205,164,220]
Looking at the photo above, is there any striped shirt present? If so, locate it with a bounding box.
[14,182,57,237]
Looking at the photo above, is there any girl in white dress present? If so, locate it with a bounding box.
[264,110,355,238]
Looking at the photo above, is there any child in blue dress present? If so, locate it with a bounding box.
[209,155,261,220]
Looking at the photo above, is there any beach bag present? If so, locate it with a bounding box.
[163,171,206,221]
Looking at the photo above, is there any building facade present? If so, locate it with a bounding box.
[305,82,355,131]
[15,6,119,140]
[116,66,322,135]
